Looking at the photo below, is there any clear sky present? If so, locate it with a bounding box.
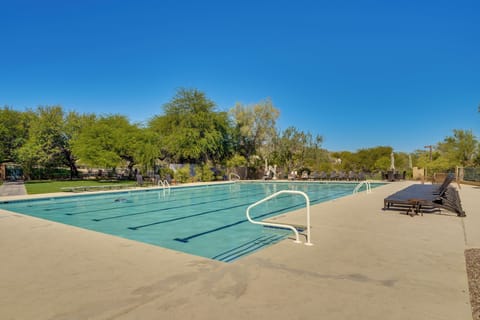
[1,0,479,153]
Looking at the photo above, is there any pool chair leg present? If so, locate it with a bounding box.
[405,200,422,217]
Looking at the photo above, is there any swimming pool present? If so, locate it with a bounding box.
[0,181,380,262]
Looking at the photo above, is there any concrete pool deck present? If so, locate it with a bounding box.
[0,181,478,319]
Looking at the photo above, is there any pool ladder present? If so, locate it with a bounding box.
[353,181,371,194]
[229,173,241,181]
[246,190,313,246]
[158,180,171,189]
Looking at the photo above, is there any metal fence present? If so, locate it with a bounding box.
[463,167,480,182]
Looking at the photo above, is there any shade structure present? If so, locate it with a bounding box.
[390,152,395,171]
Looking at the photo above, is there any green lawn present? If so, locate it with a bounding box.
[25,180,136,194]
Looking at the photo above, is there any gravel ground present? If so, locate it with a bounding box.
[466,248,480,320]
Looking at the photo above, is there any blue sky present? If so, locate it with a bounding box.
[1,0,479,153]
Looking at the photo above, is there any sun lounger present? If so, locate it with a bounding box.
[348,171,357,181]
[310,171,320,180]
[301,171,309,180]
[329,171,337,180]
[383,174,465,217]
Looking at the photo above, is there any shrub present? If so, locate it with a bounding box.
[174,166,191,183]
[226,154,247,168]
[158,167,175,180]
[194,165,215,182]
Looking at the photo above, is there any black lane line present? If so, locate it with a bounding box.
[127,202,249,230]
[93,190,268,222]
[125,191,303,230]
[222,235,286,263]
[42,183,238,212]
[212,234,282,261]
[172,202,304,243]
[64,189,228,215]
[37,193,152,212]
[67,186,255,216]
[211,235,268,260]
[128,190,346,232]
[171,193,341,243]
[23,194,125,208]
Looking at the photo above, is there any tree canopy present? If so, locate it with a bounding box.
[72,114,140,174]
[149,88,231,164]
[0,106,31,163]
[230,99,279,164]
[1,90,478,181]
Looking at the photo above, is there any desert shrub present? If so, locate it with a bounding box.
[174,166,191,183]
[194,165,215,182]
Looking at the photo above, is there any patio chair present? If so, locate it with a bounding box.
[329,171,337,180]
[383,174,465,217]
[301,171,309,180]
[288,171,297,180]
[319,171,327,180]
[348,171,357,181]
[311,171,320,180]
[338,171,347,180]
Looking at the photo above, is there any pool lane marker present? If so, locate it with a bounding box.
[93,190,267,222]
[64,186,255,216]
[170,191,342,243]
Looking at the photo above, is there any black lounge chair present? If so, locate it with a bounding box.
[357,172,366,181]
[383,174,465,217]
[311,171,320,180]
[319,171,327,180]
[338,171,347,180]
[329,171,337,180]
[348,171,357,181]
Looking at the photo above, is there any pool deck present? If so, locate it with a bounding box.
[0,181,478,319]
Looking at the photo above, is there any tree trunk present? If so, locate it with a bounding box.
[63,149,79,180]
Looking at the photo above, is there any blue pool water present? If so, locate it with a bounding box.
[0,182,380,262]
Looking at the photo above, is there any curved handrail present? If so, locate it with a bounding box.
[158,179,171,189]
[229,173,241,181]
[246,190,313,246]
[353,181,371,194]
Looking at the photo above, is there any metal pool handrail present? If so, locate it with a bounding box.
[353,181,371,194]
[158,179,171,189]
[246,190,313,246]
[229,173,241,181]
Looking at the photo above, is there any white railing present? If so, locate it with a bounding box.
[246,190,313,246]
[158,179,171,189]
[229,173,241,181]
[353,180,371,194]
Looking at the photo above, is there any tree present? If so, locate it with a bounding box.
[0,106,32,163]
[230,98,279,174]
[437,129,478,167]
[355,146,392,172]
[72,115,141,175]
[17,106,81,179]
[149,88,232,165]
[134,128,162,175]
[274,126,328,172]
[303,133,326,170]
[61,111,96,178]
